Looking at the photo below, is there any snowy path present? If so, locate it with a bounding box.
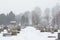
[0,26,58,40]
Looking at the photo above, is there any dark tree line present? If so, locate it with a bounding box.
[0,11,15,25]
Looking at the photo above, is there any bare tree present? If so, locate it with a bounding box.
[41,8,50,27]
[52,4,60,29]
[21,11,30,26]
[32,7,41,25]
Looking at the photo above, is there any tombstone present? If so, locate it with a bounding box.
[58,33,60,40]
[56,33,60,40]
[3,33,12,36]
[11,32,17,35]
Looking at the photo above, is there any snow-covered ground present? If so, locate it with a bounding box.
[0,26,58,40]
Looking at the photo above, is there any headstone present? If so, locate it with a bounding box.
[58,33,60,39]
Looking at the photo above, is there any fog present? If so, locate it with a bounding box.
[0,0,60,15]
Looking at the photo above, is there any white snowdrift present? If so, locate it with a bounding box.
[0,26,58,40]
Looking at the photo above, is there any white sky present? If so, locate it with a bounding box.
[0,0,60,15]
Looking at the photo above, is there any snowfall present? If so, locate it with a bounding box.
[0,26,58,40]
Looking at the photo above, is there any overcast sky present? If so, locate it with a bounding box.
[0,0,60,15]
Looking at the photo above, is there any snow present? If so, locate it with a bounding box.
[0,26,58,40]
